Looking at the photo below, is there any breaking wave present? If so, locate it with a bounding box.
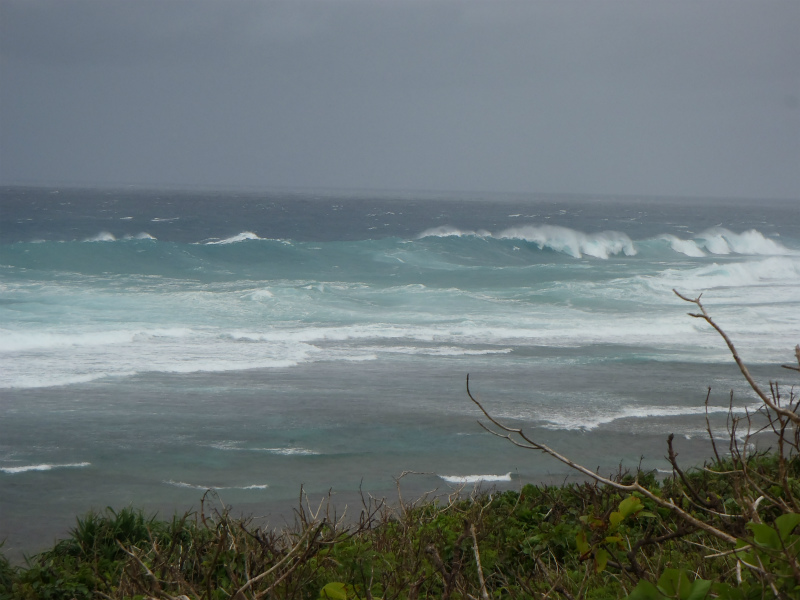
[439,472,514,484]
[205,232,263,244]
[1,462,90,474]
[163,480,269,490]
[661,228,793,257]
[418,224,636,259]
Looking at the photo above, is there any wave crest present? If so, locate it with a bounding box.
[439,472,513,484]
[696,228,792,256]
[1,462,90,474]
[205,232,263,245]
[417,226,491,238]
[498,226,637,259]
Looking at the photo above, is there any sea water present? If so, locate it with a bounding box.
[1,187,798,558]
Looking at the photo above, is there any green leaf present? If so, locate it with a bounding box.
[747,522,781,550]
[775,513,800,540]
[686,578,713,600]
[618,496,644,518]
[320,582,349,600]
[575,531,590,555]
[594,548,608,573]
[658,568,692,598]
[626,580,665,600]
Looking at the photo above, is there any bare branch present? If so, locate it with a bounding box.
[466,375,738,545]
[469,524,490,600]
[673,289,799,426]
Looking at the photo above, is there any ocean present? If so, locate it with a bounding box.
[1,186,798,559]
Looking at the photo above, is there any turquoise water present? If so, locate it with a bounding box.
[1,187,798,558]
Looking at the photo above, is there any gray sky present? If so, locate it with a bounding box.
[1,0,798,198]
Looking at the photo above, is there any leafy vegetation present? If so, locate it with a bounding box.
[2,293,798,599]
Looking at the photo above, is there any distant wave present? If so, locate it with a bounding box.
[439,472,513,484]
[205,232,263,245]
[498,226,637,259]
[81,231,156,242]
[531,403,760,431]
[419,224,636,259]
[647,256,800,295]
[695,228,792,256]
[659,228,793,257]
[416,224,793,260]
[0,328,194,353]
[1,462,90,474]
[376,346,513,357]
[163,480,269,490]
[83,231,117,242]
[208,442,319,456]
[657,235,707,257]
[417,226,492,238]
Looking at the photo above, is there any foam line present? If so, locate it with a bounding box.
[205,232,262,244]
[439,472,513,484]
[1,462,90,474]
[163,480,269,490]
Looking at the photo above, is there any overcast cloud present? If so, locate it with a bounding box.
[1,0,798,198]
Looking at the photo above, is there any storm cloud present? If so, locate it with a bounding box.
[1,0,798,198]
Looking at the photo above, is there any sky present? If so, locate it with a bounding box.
[1,0,798,199]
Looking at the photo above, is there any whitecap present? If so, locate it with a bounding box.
[255,447,320,456]
[1,462,90,474]
[531,402,760,431]
[658,234,706,257]
[648,256,800,295]
[417,226,489,238]
[83,231,116,242]
[439,472,513,484]
[163,480,269,490]
[497,225,636,259]
[696,228,792,256]
[205,232,262,245]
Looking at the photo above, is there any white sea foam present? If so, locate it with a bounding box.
[417,226,490,238]
[531,403,759,431]
[208,443,319,456]
[2,372,134,389]
[418,224,638,258]
[497,226,637,259]
[256,447,320,456]
[1,462,90,474]
[439,472,513,484]
[163,480,269,490]
[376,346,513,357]
[696,228,792,256]
[658,234,706,257]
[647,256,800,295]
[0,328,194,353]
[205,232,262,244]
[83,231,116,242]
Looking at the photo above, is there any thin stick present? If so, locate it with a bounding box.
[467,375,737,544]
[469,523,490,600]
[673,290,799,425]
